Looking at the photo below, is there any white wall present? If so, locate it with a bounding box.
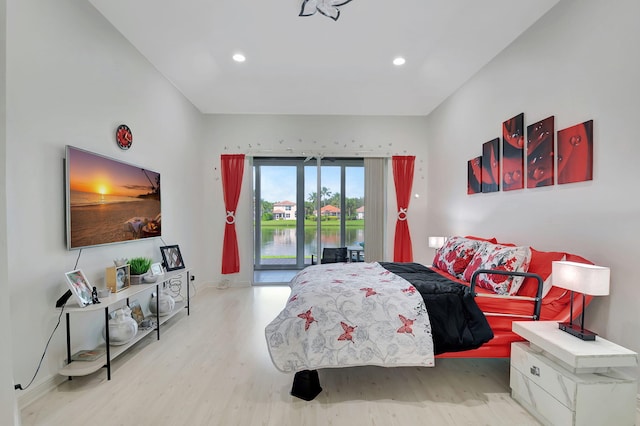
[200,114,430,286]
[425,0,640,378]
[1,0,20,422]
[6,0,204,410]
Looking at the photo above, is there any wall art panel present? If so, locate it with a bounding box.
[467,156,482,194]
[557,120,593,184]
[502,113,524,191]
[482,138,500,193]
[526,116,555,188]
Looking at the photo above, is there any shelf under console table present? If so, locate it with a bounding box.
[58,269,190,380]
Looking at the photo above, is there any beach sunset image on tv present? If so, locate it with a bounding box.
[66,146,161,249]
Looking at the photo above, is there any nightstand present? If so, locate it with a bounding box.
[510,321,638,426]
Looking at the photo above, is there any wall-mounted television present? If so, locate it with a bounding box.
[65,145,161,250]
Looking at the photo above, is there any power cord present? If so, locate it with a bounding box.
[73,249,82,270]
[165,273,197,301]
[16,249,81,390]
[15,303,66,391]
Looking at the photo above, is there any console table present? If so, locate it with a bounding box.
[58,269,190,380]
[511,321,637,425]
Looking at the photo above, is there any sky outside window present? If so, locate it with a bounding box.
[257,166,363,202]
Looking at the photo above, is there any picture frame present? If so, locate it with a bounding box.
[149,262,164,277]
[106,264,131,293]
[160,245,185,271]
[64,269,94,307]
[128,299,145,325]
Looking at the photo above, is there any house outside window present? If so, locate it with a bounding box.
[272,200,297,220]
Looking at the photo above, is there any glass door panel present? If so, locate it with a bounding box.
[345,166,365,261]
[254,164,300,269]
[254,157,364,271]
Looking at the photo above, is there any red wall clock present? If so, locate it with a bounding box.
[116,124,133,150]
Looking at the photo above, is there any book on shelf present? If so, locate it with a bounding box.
[71,348,105,362]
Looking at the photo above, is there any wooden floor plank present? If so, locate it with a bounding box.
[21,286,551,425]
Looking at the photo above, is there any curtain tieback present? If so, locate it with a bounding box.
[397,208,408,221]
[225,210,236,225]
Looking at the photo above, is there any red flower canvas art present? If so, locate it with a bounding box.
[557,120,593,184]
[467,156,482,194]
[482,138,500,193]
[502,113,524,191]
[527,116,555,188]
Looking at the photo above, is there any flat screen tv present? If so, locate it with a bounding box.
[65,145,161,250]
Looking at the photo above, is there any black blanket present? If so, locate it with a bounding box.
[380,262,493,355]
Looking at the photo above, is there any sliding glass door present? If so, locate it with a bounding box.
[254,157,364,271]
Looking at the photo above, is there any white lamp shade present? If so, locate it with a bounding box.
[552,260,610,296]
[428,236,447,249]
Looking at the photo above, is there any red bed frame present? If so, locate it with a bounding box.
[431,255,593,359]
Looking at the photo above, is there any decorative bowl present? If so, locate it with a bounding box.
[143,274,158,283]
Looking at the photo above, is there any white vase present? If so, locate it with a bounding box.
[149,289,175,316]
[103,308,138,346]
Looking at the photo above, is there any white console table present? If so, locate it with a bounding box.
[510,321,637,426]
[58,269,190,380]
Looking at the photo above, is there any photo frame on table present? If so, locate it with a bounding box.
[149,262,164,277]
[106,264,130,293]
[64,269,94,307]
[128,299,145,325]
[160,245,185,271]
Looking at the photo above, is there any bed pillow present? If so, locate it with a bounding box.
[516,248,566,299]
[432,236,487,277]
[462,243,532,295]
[464,235,498,244]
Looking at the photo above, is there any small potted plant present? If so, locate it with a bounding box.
[129,257,153,285]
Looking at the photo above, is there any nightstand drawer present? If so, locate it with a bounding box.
[511,367,573,426]
[511,342,577,409]
[511,342,637,425]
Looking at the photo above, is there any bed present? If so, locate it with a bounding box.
[265,236,593,400]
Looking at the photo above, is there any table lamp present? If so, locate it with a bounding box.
[552,260,610,341]
[428,236,447,249]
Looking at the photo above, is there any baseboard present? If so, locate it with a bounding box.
[17,374,67,410]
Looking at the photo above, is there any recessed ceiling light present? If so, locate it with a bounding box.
[232,53,246,63]
[393,57,406,66]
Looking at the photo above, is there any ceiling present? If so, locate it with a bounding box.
[88,0,560,116]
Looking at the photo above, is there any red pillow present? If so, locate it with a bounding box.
[516,248,565,298]
[564,254,594,265]
[465,235,498,244]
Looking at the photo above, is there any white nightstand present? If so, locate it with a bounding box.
[511,321,638,426]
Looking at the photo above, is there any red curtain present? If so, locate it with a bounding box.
[221,154,245,274]
[392,156,415,262]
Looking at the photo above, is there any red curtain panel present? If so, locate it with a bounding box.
[221,154,245,274]
[392,156,415,262]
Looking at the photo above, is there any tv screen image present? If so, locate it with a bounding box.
[65,146,161,250]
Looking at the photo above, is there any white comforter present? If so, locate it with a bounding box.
[265,262,435,373]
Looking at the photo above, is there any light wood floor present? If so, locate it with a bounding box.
[21,285,546,426]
